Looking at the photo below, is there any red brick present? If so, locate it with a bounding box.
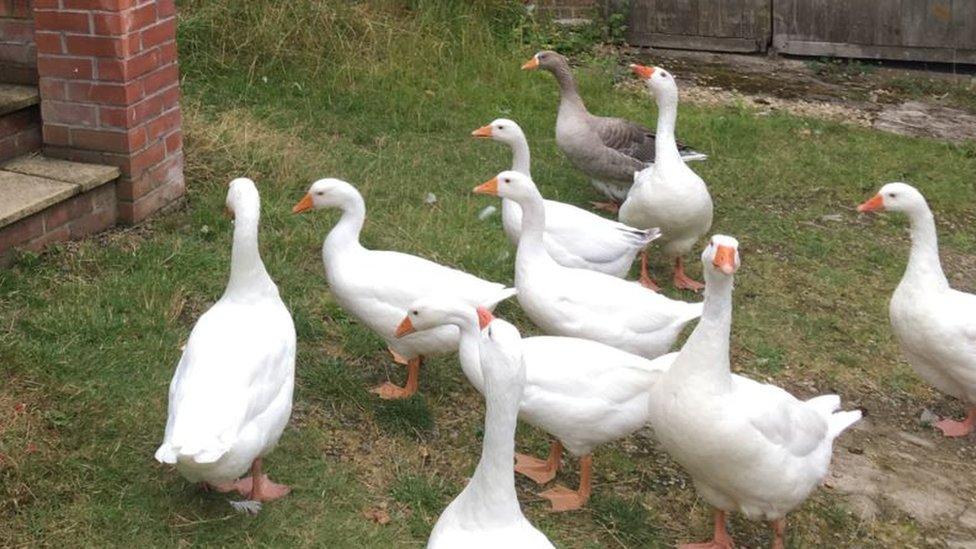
[0,1,35,18]
[157,40,176,64]
[37,55,94,79]
[145,107,179,141]
[43,192,93,231]
[118,167,183,223]
[140,18,174,49]
[97,46,158,81]
[70,125,145,153]
[27,224,71,251]
[139,63,178,96]
[43,144,115,165]
[64,34,139,57]
[127,2,157,30]
[32,0,61,9]
[69,202,117,237]
[66,80,141,105]
[0,18,34,42]
[0,215,44,251]
[90,183,117,210]
[97,104,129,127]
[39,78,67,100]
[42,100,97,126]
[42,124,71,146]
[163,128,180,154]
[34,32,64,55]
[63,0,136,10]
[0,106,37,133]
[34,11,91,33]
[124,138,164,177]
[156,0,175,17]
[0,43,35,65]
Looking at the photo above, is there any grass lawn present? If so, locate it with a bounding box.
[2,1,976,547]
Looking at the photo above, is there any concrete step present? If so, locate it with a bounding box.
[0,155,120,263]
[0,84,38,116]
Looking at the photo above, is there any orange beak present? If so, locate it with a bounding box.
[857,194,885,213]
[476,307,494,329]
[630,63,655,80]
[521,56,539,70]
[471,125,493,138]
[394,316,416,338]
[292,193,313,214]
[713,245,737,275]
[473,177,499,196]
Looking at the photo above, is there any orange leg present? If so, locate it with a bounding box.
[590,200,620,214]
[770,517,786,549]
[234,458,290,502]
[680,509,734,549]
[540,454,592,512]
[388,347,410,365]
[638,250,661,292]
[934,406,976,437]
[515,440,562,485]
[673,256,705,292]
[371,357,422,399]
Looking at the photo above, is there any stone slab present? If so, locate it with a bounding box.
[0,84,39,116]
[0,170,78,227]
[2,155,120,192]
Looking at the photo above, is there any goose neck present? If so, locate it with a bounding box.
[324,195,367,259]
[902,208,949,291]
[456,318,486,393]
[510,137,531,176]
[552,65,586,113]
[653,89,682,165]
[514,190,557,271]
[225,210,274,298]
[670,273,733,388]
[452,363,523,522]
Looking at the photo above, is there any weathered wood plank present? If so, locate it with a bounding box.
[775,39,976,64]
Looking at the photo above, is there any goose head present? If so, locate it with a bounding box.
[701,234,740,278]
[522,50,567,73]
[630,63,678,103]
[479,316,524,386]
[226,177,260,219]
[857,182,929,216]
[471,118,526,146]
[473,170,539,205]
[292,178,360,213]
[394,296,482,337]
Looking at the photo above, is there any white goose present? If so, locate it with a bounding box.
[619,64,713,292]
[155,178,296,513]
[292,178,514,399]
[426,317,554,549]
[859,183,976,437]
[474,171,702,359]
[397,296,675,511]
[647,235,861,548]
[471,118,657,278]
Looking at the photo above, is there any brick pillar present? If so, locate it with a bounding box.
[34,0,183,224]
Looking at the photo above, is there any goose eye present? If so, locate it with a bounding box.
[411,310,418,316]
[496,125,503,130]
[487,328,493,338]
[888,192,896,198]
[316,191,325,196]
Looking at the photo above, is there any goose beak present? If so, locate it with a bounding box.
[471,125,493,138]
[521,56,539,70]
[713,245,737,275]
[857,194,885,213]
[476,307,494,329]
[292,193,313,214]
[473,177,499,196]
[395,316,416,338]
[630,63,655,80]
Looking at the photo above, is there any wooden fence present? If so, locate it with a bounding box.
[620,0,976,64]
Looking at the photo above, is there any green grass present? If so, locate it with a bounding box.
[2,0,976,546]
